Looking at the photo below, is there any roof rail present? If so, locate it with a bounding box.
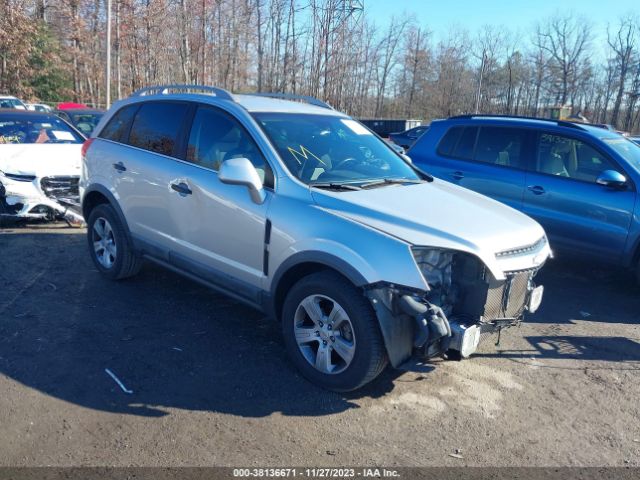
[130,84,235,102]
[247,92,333,110]
[449,114,586,130]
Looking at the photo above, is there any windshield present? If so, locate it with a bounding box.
[69,112,104,136]
[0,115,84,144]
[252,112,421,185]
[603,137,640,169]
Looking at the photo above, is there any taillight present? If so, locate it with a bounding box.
[81,138,95,159]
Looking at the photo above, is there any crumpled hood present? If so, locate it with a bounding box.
[311,179,549,278]
[0,144,82,177]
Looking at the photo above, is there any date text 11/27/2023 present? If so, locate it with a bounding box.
[232,468,400,478]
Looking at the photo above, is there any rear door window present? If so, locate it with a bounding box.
[474,127,527,169]
[128,102,190,156]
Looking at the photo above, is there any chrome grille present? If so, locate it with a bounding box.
[495,236,546,258]
[40,176,80,201]
[482,270,532,320]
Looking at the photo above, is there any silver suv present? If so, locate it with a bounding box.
[80,85,551,391]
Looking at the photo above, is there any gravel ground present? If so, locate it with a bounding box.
[0,223,639,467]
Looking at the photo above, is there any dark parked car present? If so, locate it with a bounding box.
[358,119,422,137]
[409,114,640,281]
[389,125,429,150]
[54,109,104,136]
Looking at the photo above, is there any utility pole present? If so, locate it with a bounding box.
[106,0,112,109]
[475,49,486,114]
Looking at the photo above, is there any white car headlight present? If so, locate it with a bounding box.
[1,171,36,182]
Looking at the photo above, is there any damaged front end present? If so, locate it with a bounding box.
[367,245,546,367]
[0,171,84,226]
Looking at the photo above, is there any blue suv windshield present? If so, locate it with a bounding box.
[603,137,640,169]
[252,112,421,185]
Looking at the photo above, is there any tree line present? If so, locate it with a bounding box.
[1,0,639,133]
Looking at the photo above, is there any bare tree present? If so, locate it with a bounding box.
[607,14,638,127]
[535,13,592,107]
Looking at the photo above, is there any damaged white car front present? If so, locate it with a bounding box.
[0,110,85,225]
[0,170,83,224]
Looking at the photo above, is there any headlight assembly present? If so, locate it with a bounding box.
[0,170,36,182]
[411,247,454,290]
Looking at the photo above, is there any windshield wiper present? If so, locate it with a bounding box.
[310,182,362,191]
[359,178,425,189]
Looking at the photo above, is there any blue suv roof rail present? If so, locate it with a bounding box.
[450,114,586,130]
[246,92,334,110]
[130,84,235,102]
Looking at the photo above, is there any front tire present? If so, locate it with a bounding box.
[86,204,141,280]
[282,271,388,391]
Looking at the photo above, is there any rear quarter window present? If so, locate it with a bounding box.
[455,127,478,159]
[128,102,190,156]
[436,126,463,156]
[99,104,139,142]
[436,125,478,160]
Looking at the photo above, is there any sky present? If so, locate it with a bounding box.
[366,0,639,58]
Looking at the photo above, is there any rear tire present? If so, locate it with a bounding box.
[86,204,141,280]
[282,271,388,392]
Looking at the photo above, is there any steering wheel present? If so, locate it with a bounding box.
[333,157,359,170]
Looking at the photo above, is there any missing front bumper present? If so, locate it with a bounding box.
[367,273,544,366]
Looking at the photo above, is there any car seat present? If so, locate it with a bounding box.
[76,123,93,135]
[541,142,571,177]
[190,116,236,170]
[223,133,266,183]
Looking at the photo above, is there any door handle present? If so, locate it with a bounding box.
[170,182,192,196]
[451,171,464,180]
[527,185,546,195]
[112,161,126,172]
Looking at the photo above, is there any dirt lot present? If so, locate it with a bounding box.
[0,223,639,467]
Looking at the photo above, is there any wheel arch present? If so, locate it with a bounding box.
[269,252,369,322]
[82,184,130,235]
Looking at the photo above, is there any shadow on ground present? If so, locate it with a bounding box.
[0,227,638,419]
[528,258,640,325]
[0,229,402,419]
[477,335,640,363]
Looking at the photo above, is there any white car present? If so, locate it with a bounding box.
[0,95,27,110]
[26,103,53,113]
[0,110,85,224]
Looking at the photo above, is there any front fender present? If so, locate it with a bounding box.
[265,202,428,294]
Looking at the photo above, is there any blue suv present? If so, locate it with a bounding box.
[409,115,640,281]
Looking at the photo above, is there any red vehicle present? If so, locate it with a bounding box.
[57,102,89,110]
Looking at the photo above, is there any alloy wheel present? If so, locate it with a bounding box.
[92,217,117,269]
[293,294,356,375]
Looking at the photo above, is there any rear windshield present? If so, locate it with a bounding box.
[0,115,84,144]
